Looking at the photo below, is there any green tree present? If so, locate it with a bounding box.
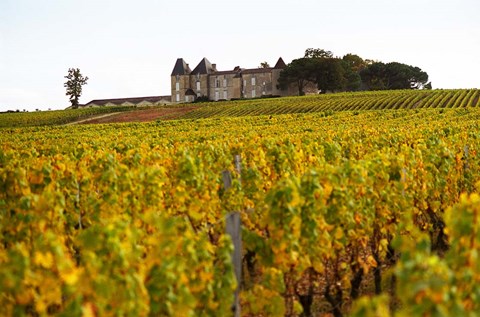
[313,58,347,93]
[304,48,333,59]
[360,62,429,90]
[64,68,88,109]
[342,54,367,72]
[259,61,270,68]
[341,55,365,91]
[277,58,317,96]
[360,62,388,90]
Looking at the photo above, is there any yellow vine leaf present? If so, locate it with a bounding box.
[34,251,54,269]
[82,303,96,317]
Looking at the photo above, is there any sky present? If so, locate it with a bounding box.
[0,0,479,112]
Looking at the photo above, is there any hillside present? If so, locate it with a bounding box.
[1,89,478,127]
[178,89,480,119]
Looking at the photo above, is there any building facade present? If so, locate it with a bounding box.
[170,57,296,103]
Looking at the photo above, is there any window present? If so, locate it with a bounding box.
[223,90,227,100]
[175,82,180,91]
[252,89,256,98]
[243,80,247,87]
[223,77,227,87]
[215,91,220,101]
[196,81,201,91]
[176,93,180,102]
[185,95,189,102]
[215,77,220,88]
[251,77,256,86]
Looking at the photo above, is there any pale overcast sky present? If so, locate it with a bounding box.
[0,0,479,111]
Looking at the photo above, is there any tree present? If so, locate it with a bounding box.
[360,62,430,90]
[304,48,333,59]
[342,54,367,73]
[360,62,388,90]
[279,49,355,95]
[64,68,88,109]
[259,61,270,68]
[277,58,317,96]
[313,58,347,93]
[340,60,362,92]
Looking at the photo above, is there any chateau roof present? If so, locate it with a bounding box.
[213,70,238,75]
[84,96,171,106]
[185,89,196,96]
[274,57,287,69]
[242,68,274,74]
[212,68,243,77]
[171,58,191,76]
[191,58,216,75]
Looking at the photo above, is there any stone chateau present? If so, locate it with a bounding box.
[171,57,295,103]
[80,57,294,108]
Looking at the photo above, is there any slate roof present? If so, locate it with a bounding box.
[84,96,171,106]
[241,68,274,74]
[212,70,238,75]
[191,58,216,75]
[171,58,192,76]
[185,89,196,96]
[274,57,287,69]
[212,69,243,78]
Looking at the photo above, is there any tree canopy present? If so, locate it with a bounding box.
[278,48,431,94]
[304,48,333,59]
[64,68,88,109]
[259,61,270,68]
[277,58,317,96]
[360,62,430,90]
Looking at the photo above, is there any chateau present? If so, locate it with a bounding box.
[171,57,295,103]
[80,57,296,108]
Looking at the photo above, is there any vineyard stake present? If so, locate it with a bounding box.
[223,169,242,317]
[226,211,242,317]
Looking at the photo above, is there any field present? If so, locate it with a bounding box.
[178,89,480,120]
[1,91,480,316]
[1,89,478,127]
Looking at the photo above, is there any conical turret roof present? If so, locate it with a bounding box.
[191,57,215,75]
[171,58,192,76]
[274,57,287,69]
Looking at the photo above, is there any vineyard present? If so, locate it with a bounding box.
[178,89,480,120]
[1,107,480,316]
[1,89,478,128]
[0,106,142,128]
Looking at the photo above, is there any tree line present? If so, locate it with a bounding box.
[278,48,431,95]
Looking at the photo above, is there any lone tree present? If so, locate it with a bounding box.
[64,68,88,108]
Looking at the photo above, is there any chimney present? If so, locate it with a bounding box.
[212,64,217,71]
